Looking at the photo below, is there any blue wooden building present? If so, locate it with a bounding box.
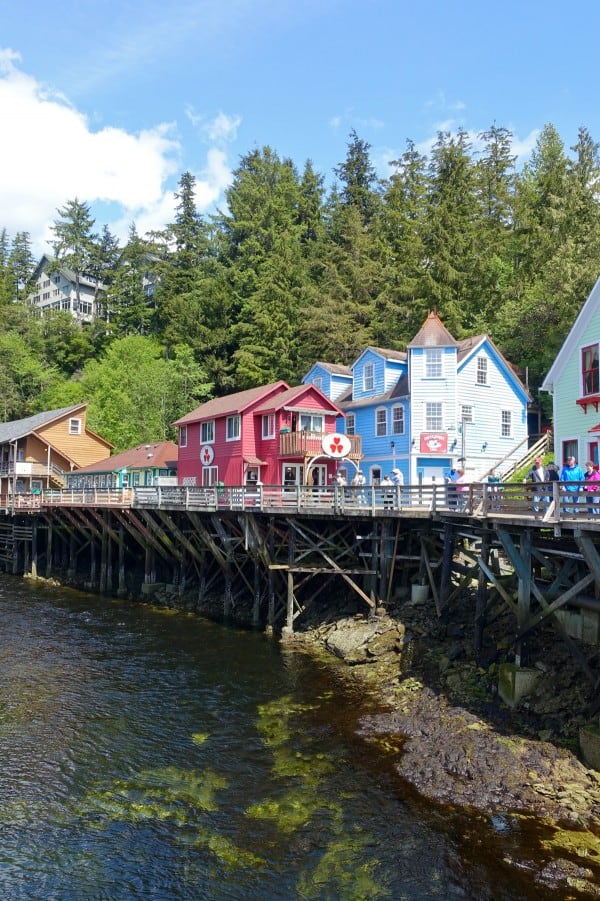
[304,312,531,485]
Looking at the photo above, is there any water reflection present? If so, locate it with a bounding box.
[0,578,580,899]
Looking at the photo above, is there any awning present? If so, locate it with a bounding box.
[588,423,600,433]
[243,456,267,466]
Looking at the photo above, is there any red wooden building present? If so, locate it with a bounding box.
[173,381,360,487]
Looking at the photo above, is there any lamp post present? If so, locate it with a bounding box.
[391,440,396,469]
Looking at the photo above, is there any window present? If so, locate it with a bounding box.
[562,439,578,463]
[262,414,275,439]
[313,376,323,392]
[299,413,324,432]
[363,362,374,392]
[425,348,442,378]
[345,413,355,436]
[179,425,187,447]
[68,418,82,435]
[501,410,511,437]
[226,415,240,441]
[477,357,488,385]
[392,405,405,435]
[461,405,473,423]
[426,402,442,431]
[376,408,387,437]
[202,466,218,486]
[582,344,599,395]
[201,420,214,443]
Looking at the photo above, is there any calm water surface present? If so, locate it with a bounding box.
[0,577,575,899]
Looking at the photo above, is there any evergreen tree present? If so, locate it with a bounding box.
[333,129,381,226]
[8,231,35,303]
[50,198,97,312]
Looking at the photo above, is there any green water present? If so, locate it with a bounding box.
[0,577,582,899]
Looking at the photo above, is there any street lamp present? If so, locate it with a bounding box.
[391,440,396,468]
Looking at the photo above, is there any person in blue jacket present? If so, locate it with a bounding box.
[559,455,585,514]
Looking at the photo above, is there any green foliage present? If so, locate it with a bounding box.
[4,119,600,444]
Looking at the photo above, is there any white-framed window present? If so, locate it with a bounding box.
[202,466,218,486]
[582,343,600,395]
[262,414,275,439]
[426,402,443,431]
[501,410,511,437]
[376,407,387,437]
[226,415,241,441]
[201,420,214,443]
[68,417,82,435]
[179,425,187,447]
[313,376,323,391]
[477,357,488,385]
[461,405,473,423]
[345,413,355,436]
[425,348,442,378]
[363,362,374,392]
[299,413,324,432]
[392,405,405,435]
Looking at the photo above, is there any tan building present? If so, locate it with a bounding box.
[0,405,113,506]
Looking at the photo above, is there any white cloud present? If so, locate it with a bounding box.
[0,50,234,255]
[204,112,241,144]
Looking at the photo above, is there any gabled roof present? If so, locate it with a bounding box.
[32,254,101,291]
[338,374,410,410]
[408,311,459,348]
[457,334,531,401]
[352,346,407,368]
[72,441,178,475]
[306,361,352,377]
[172,382,289,426]
[0,405,88,444]
[254,384,343,415]
[542,275,600,392]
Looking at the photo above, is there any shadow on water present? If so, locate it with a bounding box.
[0,575,595,899]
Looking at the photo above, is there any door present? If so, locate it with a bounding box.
[282,464,304,487]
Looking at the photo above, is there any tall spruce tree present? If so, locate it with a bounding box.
[50,198,97,312]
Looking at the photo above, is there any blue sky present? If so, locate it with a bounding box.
[1,0,598,254]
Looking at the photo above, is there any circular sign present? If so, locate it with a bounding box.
[200,444,214,465]
[322,433,351,458]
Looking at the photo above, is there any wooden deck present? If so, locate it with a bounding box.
[5,481,600,530]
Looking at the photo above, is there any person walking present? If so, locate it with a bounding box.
[351,469,366,504]
[524,456,549,513]
[486,468,502,511]
[391,467,403,509]
[559,456,585,515]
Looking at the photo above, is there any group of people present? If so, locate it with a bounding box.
[524,455,600,514]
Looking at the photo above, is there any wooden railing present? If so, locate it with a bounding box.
[5,480,599,526]
[278,431,362,458]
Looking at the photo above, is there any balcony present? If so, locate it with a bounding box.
[279,430,362,459]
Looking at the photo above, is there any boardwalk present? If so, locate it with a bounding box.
[9,480,600,529]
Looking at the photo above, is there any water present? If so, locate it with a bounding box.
[0,577,582,899]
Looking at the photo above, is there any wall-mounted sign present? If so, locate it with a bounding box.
[322,433,351,458]
[200,444,215,465]
[420,432,448,453]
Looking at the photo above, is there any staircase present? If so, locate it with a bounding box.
[497,432,553,482]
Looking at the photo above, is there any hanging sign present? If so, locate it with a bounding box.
[322,433,351,458]
[420,432,448,453]
[200,444,215,465]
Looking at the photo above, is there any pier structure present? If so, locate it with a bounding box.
[1,479,600,710]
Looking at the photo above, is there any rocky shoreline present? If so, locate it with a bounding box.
[286,590,600,897]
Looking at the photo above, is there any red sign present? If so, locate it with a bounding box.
[200,444,215,465]
[420,432,448,453]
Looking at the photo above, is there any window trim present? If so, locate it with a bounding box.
[392,404,405,435]
[345,413,355,436]
[375,406,387,437]
[179,425,187,448]
[201,420,215,444]
[226,414,241,441]
[425,401,443,431]
[425,348,443,379]
[262,413,275,439]
[581,343,600,396]
[501,409,512,438]
[363,362,374,392]
[68,417,82,435]
[477,356,488,386]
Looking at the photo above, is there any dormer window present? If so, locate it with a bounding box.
[69,417,82,435]
[363,362,374,392]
